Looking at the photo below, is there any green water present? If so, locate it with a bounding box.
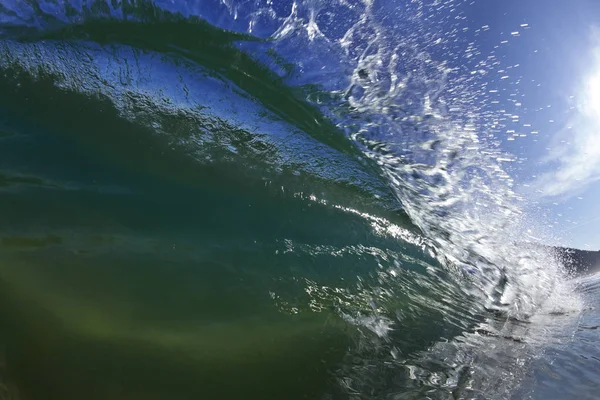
[0,12,464,399]
[0,112,435,399]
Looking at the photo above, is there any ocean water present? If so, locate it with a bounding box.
[0,0,598,399]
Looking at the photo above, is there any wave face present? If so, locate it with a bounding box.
[0,1,593,399]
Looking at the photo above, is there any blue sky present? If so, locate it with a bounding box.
[464,0,600,249]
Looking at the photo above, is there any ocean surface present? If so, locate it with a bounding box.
[0,0,598,399]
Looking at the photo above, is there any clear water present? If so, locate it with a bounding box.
[0,0,597,399]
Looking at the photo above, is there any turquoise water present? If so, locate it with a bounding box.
[0,1,598,399]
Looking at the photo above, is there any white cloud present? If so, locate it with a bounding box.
[530,29,600,199]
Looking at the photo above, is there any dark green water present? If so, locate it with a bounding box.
[0,5,474,399]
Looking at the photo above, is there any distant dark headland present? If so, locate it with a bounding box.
[554,246,600,276]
